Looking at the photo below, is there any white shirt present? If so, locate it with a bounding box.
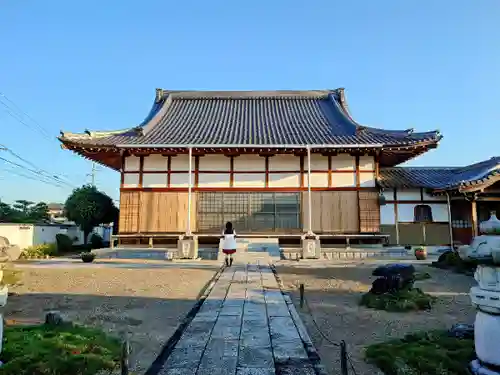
[222,230,237,250]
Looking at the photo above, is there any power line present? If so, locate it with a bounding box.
[0,144,76,186]
[0,155,75,188]
[0,167,68,189]
[0,93,53,140]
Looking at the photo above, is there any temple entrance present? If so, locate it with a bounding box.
[196,192,301,233]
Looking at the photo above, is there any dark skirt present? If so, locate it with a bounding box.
[223,249,236,255]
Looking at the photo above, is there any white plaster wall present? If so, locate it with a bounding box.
[123,173,139,187]
[234,155,265,171]
[305,173,329,187]
[170,155,195,171]
[269,155,299,171]
[233,173,266,188]
[382,189,395,200]
[380,204,396,225]
[0,224,34,249]
[332,173,356,187]
[124,156,140,171]
[309,154,328,170]
[397,203,449,222]
[397,190,421,200]
[143,155,168,171]
[199,155,230,171]
[33,225,63,245]
[358,172,376,187]
[332,155,355,171]
[143,173,168,188]
[359,156,375,171]
[269,173,301,187]
[198,173,231,187]
[170,173,190,188]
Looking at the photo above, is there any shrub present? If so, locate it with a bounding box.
[365,330,475,375]
[22,243,57,259]
[0,323,121,375]
[90,233,104,249]
[81,252,96,263]
[360,288,436,312]
[55,233,73,253]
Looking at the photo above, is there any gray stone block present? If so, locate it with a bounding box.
[211,324,241,339]
[163,346,204,370]
[198,354,238,373]
[236,368,276,375]
[272,340,309,364]
[204,338,239,357]
[238,346,274,368]
[275,364,316,375]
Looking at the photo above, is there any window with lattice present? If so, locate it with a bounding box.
[414,204,433,223]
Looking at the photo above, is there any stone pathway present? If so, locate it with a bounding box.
[159,260,321,375]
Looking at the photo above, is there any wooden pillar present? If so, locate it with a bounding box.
[138,156,145,188]
[394,188,400,245]
[187,147,193,236]
[229,156,234,187]
[355,155,361,232]
[194,156,200,187]
[299,155,305,188]
[306,145,313,236]
[446,192,454,248]
[166,155,172,187]
[327,155,332,187]
[265,156,270,187]
[471,198,478,237]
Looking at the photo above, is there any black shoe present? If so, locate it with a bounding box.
[225,258,229,267]
[229,258,233,267]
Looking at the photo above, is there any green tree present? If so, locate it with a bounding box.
[64,185,117,244]
[0,201,14,222]
[13,200,34,216]
[28,202,50,222]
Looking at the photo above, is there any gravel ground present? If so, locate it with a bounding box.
[275,261,476,375]
[4,260,220,373]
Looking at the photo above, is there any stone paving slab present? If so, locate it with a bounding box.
[158,260,322,375]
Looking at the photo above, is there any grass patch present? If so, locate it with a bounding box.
[0,323,121,375]
[360,288,436,312]
[366,330,475,375]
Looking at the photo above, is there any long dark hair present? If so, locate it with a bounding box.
[224,221,234,234]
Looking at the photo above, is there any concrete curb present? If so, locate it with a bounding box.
[144,263,226,375]
[270,264,329,375]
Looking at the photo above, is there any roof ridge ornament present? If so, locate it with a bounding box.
[155,88,164,103]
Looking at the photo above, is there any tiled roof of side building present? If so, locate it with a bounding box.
[59,89,441,148]
[379,157,500,191]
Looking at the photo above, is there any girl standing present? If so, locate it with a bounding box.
[222,222,237,267]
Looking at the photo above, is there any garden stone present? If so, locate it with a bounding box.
[45,311,65,326]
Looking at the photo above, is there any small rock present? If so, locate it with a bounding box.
[45,311,65,326]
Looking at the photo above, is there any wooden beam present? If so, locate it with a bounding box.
[328,155,332,188]
[471,199,478,237]
[230,156,234,187]
[138,156,145,188]
[299,155,304,188]
[167,156,172,187]
[265,156,270,187]
[394,188,400,245]
[194,156,200,187]
[356,156,361,232]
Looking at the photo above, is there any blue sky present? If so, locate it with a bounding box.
[0,0,499,204]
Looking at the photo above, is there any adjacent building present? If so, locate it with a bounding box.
[58,88,497,246]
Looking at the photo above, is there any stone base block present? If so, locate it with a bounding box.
[177,237,199,259]
[301,239,321,259]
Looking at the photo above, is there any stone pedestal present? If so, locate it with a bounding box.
[177,236,199,259]
[301,238,321,259]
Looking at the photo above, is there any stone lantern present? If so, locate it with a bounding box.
[458,211,500,374]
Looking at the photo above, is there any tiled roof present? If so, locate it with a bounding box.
[59,89,441,148]
[379,157,500,191]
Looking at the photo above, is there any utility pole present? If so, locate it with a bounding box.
[87,162,98,186]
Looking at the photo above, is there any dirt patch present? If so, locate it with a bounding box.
[275,261,476,375]
[4,262,220,373]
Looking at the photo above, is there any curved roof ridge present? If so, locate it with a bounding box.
[327,89,440,141]
[156,89,334,100]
